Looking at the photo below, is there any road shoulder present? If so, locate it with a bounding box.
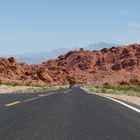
[83,87,140,113]
[103,94,140,109]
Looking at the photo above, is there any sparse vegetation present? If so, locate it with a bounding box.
[0,84,68,94]
[86,81,140,97]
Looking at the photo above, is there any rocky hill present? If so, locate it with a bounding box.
[0,44,140,86]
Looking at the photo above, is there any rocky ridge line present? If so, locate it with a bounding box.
[0,44,140,86]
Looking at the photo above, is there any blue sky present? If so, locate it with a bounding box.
[0,0,140,55]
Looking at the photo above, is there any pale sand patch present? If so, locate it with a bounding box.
[0,85,37,93]
[104,94,140,106]
[0,85,15,93]
[0,85,69,94]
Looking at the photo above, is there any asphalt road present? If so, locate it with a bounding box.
[0,87,139,140]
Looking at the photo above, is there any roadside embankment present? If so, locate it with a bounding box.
[85,83,140,107]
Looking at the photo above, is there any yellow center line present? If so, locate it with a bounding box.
[5,101,21,107]
[4,91,60,107]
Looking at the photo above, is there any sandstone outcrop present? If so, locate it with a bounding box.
[1,44,140,86]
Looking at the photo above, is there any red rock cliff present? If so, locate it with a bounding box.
[1,44,140,86]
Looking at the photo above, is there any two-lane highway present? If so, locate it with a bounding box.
[0,87,139,140]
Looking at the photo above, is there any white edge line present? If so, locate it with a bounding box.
[105,96,140,113]
[83,89,140,114]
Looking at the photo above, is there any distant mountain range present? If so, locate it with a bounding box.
[13,48,69,64]
[9,42,119,64]
[86,42,118,50]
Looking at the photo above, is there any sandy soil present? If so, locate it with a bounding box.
[104,94,140,106]
[0,85,68,94]
[0,85,35,94]
[84,88,140,107]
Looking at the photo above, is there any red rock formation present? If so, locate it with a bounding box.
[1,43,140,86]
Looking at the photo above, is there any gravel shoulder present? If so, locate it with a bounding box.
[103,94,140,108]
[84,88,140,108]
